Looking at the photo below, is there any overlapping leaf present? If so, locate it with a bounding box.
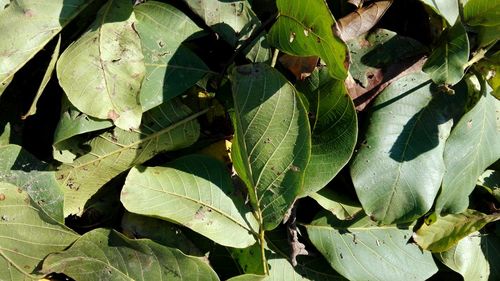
[337,1,392,42]
[413,210,500,252]
[418,0,459,25]
[230,63,311,230]
[57,0,145,130]
[0,144,64,222]
[297,67,357,196]
[351,72,466,224]
[423,22,469,85]
[57,99,200,216]
[477,170,500,202]
[121,155,258,248]
[309,188,362,220]
[0,0,95,84]
[41,228,219,281]
[268,0,348,80]
[437,232,500,281]
[135,1,210,111]
[435,91,500,214]
[306,212,438,281]
[463,0,500,26]
[0,182,79,278]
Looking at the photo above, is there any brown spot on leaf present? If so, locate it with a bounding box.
[0,194,5,201]
[107,110,120,121]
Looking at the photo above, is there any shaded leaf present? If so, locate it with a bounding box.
[306,212,438,281]
[230,63,311,230]
[0,0,95,84]
[0,144,64,222]
[423,21,469,85]
[309,188,362,220]
[121,212,204,256]
[41,228,220,281]
[57,99,200,216]
[413,210,500,252]
[337,1,392,42]
[0,182,79,278]
[350,72,466,224]
[21,35,61,120]
[463,0,500,26]
[477,170,500,202]
[437,232,500,281]
[436,91,500,214]
[419,0,459,25]
[121,154,258,248]
[135,1,210,111]
[57,0,145,130]
[279,55,319,81]
[297,67,357,196]
[268,0,348,80]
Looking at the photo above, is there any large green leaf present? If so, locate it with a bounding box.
[57,99,200,216]
[121,155,258,248]
[41,228,220,281]
[0,182,79,278]
[437,232,500,281]
[297,67,357,196]
[418,0,459,25]
[413,210,500,252]
[57,0,145,130]
[306,212,438,281]
[435,92,500,214]
[268,0,348,80]
[350,72,465,224]
[0,258,35,281]
[422,22,469,85]
[0,144,64,222]
[230,63,311,230]
[135,1,210,111]
[463,0,500,26]
[0,0,97,84]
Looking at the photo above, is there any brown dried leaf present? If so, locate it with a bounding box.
[279,54,319,80]
[348,0,365,8]
[338,1,393,41]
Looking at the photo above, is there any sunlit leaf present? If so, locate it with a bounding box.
[351,71,466,224]
[306,212,438,281]
[57,0,145,130]
[268,0,348,80]
[41,228,220,281]
[0,182,79,278]
[121,155,258,248]
[0,0,97,84]
[419,0,459,25]
[230,63,311,230]
[413,210,500,252]
[436,91,500,214]
[463,0,500,26]
[423,21,469,86]
[135,1,210,111]
[57,99,200,216]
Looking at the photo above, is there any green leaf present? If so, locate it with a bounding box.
[423,21,469,85]
[121,212,204,256]
[413,210,500,252]
[230,63,311,230]
[418,0,459,25]
[53,100,113,163]
[227,274,266,281]
[268,0,348,80]
[0,258,35,281]
[0,182,79,278]
[57,99,200,216]
[57,0,145,130]
[437,232,500,281]
[41,228,220,281]
[477,170,500,202]
[306,212,438,281]
[0,144,64,222]
[436,92,500,214]
[135,1,211,111]
[21,35,61,119]
[463,0,500,26]
[309,188,362,220]
[350,72,466,224]
[0,75,12,98]
[297,67,357,196]
[121,155,258,248]
[0,0,96,84]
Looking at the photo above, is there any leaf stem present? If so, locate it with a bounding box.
[258,214,269,275]
[271,49,280,68]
